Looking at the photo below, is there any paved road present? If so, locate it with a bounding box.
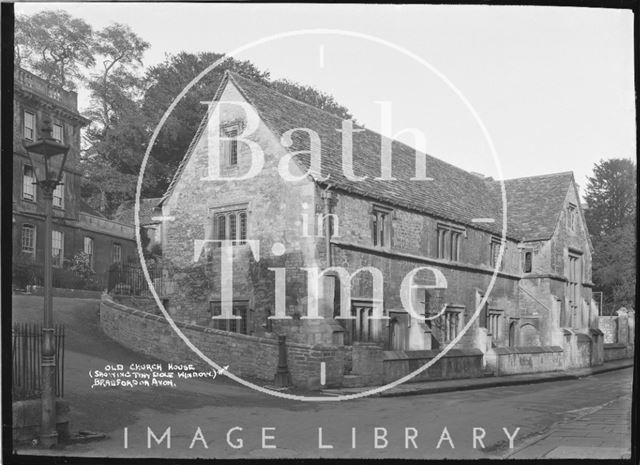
[12,296,634,459]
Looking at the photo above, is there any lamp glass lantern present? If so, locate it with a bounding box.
[22,117,70,189]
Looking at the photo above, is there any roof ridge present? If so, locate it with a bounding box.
[227,71,354,122]
[228,71,487,183]
[499,171,574,182]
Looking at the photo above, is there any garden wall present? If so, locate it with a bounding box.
[485,346,564,376]
[603,343,630,361]
[99,295,344,390]
[382,348,485,384]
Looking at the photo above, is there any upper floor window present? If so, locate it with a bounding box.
[23,164,36,201]
[52,230,64,267]
[567,203,577,231]
[112,243,122,263]
[214,208,247,244]
[222,125,239,166]
[371,205,392,247]
[522,249,533,273]
[490,237,502,269]
[84,237,94,269]
[23,111,35,141]
[437,224,464,261]
[52,173,64,209]
[21,224,36,256]
[52,122,64,143]
[567,252,582,306]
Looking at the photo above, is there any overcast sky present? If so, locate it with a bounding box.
[17,3,636,194]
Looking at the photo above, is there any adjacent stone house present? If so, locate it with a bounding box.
[12,68,136,281]
[156,71,597,381]
[113,197,163,255]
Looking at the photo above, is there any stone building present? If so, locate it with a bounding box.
[113,197,163,255]
[154,71,598,384]
[12,68,136,281]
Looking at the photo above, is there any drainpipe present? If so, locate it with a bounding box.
[320,186,333,267]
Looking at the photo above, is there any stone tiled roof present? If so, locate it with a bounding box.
[489,172,574,242]
[113,198,162,227]
[162,71,574,242]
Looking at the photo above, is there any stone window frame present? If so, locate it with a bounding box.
[370,204,393,248]
[83,236,94,270]
[521,247,533,274]
[566,249,583,309]
[52,121,64,143]
[23,109,36,141]
[441,304,464,343]
[52,172,65,210]
[210,204,249,245]
[487,308,504,339]
[22,163,36,202]
[112,242,122,263]
[209,300,249,334]
[436,223,465,261]
[52,230,64,268]
[221,122,243,167]
[21,223,36,256]
[567,203,578,231]
[490,236,503,269]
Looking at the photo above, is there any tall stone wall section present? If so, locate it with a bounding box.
[99,296,344,389]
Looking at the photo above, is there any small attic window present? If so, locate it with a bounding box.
[222,124,240,166]
[567,203,577,231]
[522,250,533,273]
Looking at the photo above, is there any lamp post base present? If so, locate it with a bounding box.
[41,327,58,448]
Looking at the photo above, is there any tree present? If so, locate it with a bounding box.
[585,158,636,313]
[269,78,351,119]
[591,223,636,313]
[85,23,150,135]
[14,10,95,90]
[81,24,151,215]
[140,51,353,198]
[141,52,271,197]
[584,158,636,238]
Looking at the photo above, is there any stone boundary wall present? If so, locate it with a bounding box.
[603,343,631,361]
[599,316,618,343]
[100,296,344,389]
[562,330,597,369]
[18,287,103,300]
[382,348,485,384]
[598,309,635,355]
[485,346,564,376]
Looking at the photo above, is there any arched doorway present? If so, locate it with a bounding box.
[520,324,540,346]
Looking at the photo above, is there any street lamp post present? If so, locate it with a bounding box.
[23,116,69,448]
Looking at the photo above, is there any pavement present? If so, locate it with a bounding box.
[8,295,635,460]
[321,357,634,398]
[506,392,633,459]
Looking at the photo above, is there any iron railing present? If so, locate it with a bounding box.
[12,323,65,401]
[108,264,172,296]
